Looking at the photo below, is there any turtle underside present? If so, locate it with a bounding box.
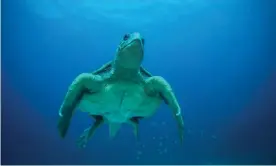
[78,61,162,123]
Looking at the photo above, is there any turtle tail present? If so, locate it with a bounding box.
[109,123,122,138]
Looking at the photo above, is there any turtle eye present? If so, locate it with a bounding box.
[123,34,130,40]
[141,38,145,45]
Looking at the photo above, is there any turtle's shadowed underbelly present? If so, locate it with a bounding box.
[78,87,162,122]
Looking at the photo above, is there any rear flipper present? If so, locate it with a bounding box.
[129,117,143,141]
[77,115,104,148]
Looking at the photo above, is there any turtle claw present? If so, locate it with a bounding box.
[77,128,90,148]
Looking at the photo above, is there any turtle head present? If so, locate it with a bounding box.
[115,32,145,69]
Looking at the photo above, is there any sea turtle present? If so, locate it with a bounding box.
[57,32,184,147]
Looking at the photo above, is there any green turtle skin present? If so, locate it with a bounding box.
[57,32,184,148]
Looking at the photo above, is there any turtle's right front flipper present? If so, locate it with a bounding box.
[58,73,103,138]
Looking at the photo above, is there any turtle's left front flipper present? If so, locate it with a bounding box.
[145,76,184,143]
[58,73,103,138]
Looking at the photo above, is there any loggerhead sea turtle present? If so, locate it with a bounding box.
[57,32,184,147]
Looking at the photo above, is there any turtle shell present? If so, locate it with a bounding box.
[92,61,153,79]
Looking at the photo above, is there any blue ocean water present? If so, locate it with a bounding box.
[1,0,276,165]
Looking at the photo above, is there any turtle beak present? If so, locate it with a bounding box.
[116,32,145,68]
